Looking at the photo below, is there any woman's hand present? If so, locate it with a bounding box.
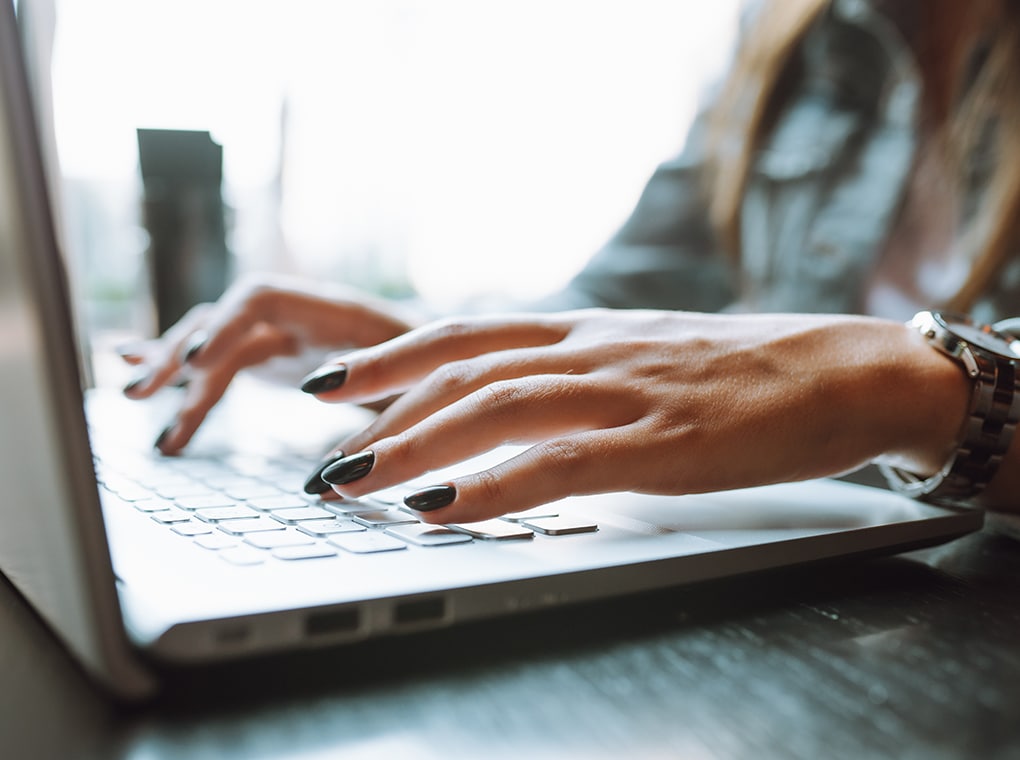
[119,273,421,453]
[304,309,972,523]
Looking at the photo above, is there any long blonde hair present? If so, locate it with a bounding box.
[706,0,1020,312]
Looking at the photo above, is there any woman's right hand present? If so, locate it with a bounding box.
[118,273,421,454]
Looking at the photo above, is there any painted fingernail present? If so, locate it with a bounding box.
[300,364,348,394]
[115,345,144,362]
[302,450,346,494]
[404,485,456,512]
[182,331,208,364]
[123,372,150,395]
[321,450,374,486]
[154,424,176,452]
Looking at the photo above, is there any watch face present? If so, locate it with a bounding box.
[935,313,1020,359]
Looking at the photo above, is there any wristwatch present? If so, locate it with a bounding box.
[879,310,1020,504]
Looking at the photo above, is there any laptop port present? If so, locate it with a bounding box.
[305,607,360,637]
[393,597,446,626]
[214,624,251,646]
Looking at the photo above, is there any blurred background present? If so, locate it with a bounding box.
[46,0,739,339]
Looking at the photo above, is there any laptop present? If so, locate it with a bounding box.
[0,3,983,701]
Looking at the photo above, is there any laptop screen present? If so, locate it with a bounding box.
[0,1,153,696]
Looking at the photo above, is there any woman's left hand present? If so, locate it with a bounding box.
[304,308,970,523]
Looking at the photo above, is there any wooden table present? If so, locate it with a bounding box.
[4,515,1019,760]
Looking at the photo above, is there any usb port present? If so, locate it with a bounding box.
[393,597,446,626]
[305,607,360,637]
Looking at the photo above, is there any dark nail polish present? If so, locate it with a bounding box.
[182,331,208,364]
[115,342,144,359]
[404,485,456,512]
[123,373,149,395]
[154,425,175,452]
[321,450,374,486]
[300,364,348,394]
[303,450,346,494]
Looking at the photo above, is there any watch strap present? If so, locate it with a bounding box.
[880,314,1020,504]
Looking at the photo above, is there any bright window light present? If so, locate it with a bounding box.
[52,0,739,322]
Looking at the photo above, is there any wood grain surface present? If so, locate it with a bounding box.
[3,518,1019,760]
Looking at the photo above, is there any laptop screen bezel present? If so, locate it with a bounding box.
[0,0,155,699]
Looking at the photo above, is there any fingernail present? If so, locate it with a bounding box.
[182,331,208,364]
[303,450,346,494]
[404,485,456,512]
[321,450,374,486]
[300,364,348,394]
[115,345,144,362]
[123,372,150,395]
[154,424,175,452]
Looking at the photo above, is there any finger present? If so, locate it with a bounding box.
[306,314,569,404]
[155,323,299,453]
[122,304,213,398]
[321,373,640,498]
[186,277,409,369]
[336,343,593,456]
[114,342,147,365]
[409,430,632,523]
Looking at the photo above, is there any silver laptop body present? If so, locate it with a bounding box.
[0,4,982,701]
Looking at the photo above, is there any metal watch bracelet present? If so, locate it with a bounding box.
[879,315,1020,505]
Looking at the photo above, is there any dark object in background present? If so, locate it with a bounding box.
[137,128,229,333]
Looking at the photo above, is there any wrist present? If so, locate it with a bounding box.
[873,319,972,477]
[876,311,1020,505]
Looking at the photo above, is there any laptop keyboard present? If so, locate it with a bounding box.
[94,451,598,566]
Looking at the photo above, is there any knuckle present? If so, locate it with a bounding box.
[428,360,479,397]
[536,438,586,478]
[385,431,419,464]
[472,467,507,505]
[229,273,281,321]
[428,317,478,344]
[476,380,527,417]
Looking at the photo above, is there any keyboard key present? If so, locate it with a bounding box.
[322,499,384,515]
[272,544,338,561]
[171,523,214,537]
[174,494,238,511]
[155,483,222,499]
[217,517,288,535]
[367,487,404,506]
[297,518,365,537]
[219,483,288,500]
[351,510,420,528]
[194,534,239,550]
[328,533,407,554]
[129,473,193,489]
[244,531,317,549]
[194,505,262,523]
[104,483,156,502]
[385,524,474,547]
[502,508,560,522]
[519,515,599,536]
[246,495,311,512]
[450,519,534,540]
[222,454,278,477]
[269,506,337,524]
[131,498,173,513]
[149,509,193,525]
[218,546,267,566]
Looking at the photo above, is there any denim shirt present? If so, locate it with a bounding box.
[544,0,1020,324]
